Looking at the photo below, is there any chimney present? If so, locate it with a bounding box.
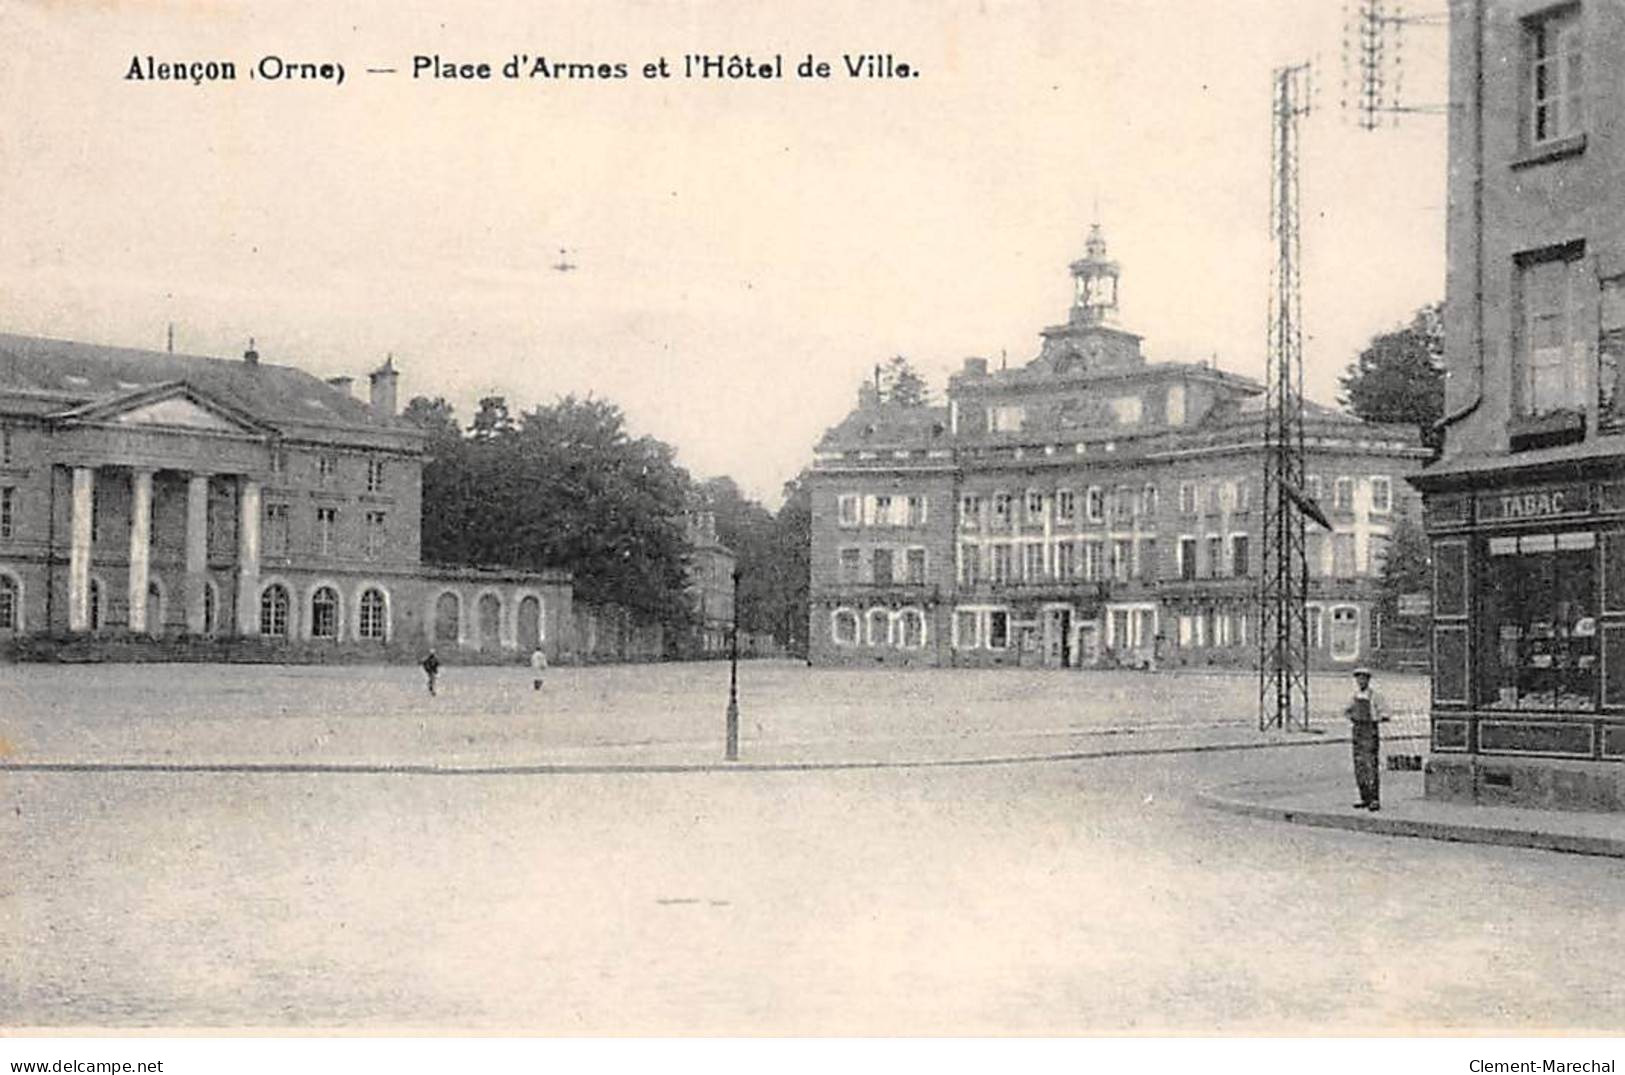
[962,356,989,377]
[368,354,399,416]
[326,375,355,397]
[244,337,259,366]
[858,381,881,408]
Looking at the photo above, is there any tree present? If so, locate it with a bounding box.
[469,395,516,441]
[1376,512,1432,654]
[1339,303,1445,453]
[877,354,931,407]
[771,470,812,656]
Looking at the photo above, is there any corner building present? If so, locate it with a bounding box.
[1413,0,1625,809]
[0,334,570,660]
[808,227,1428,669]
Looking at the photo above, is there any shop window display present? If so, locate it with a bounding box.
[1479,529,1597,712]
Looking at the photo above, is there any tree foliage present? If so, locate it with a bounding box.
[405,393,697,628]
[877,354,931,407]
[1339,303,1445,453]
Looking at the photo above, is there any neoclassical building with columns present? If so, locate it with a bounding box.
[0,333,570,660]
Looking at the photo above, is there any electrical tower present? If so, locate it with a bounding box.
[1259,62,1314,733]
[1341,1,1448,129]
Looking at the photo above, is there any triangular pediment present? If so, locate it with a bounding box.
[51,381,276,437]
[113,396,249,432]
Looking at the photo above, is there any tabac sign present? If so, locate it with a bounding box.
[1475,482,1591,524]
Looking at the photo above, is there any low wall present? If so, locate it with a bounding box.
[1425,755,1625,813]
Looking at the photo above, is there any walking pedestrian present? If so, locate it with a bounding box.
[530,647,548,691]
[422,649,441,696]
[1345,666,1389,811]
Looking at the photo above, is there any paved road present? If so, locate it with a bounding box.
[5,739,1622,1033]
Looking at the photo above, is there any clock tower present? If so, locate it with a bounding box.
[1069,222,1120,327]
[1035,221,1142,374]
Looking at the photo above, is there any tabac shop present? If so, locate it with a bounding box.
[1425,479,1625,770]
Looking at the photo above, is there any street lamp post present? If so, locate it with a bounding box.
[725,566,740,761]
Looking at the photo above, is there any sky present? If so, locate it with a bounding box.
[0,0,1449,505]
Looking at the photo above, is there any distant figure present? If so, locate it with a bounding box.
[1345,666,1389,811]
[530,647,548,691]
[422,649,441,696]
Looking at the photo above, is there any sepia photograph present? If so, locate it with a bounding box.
[1,0,1623,1065]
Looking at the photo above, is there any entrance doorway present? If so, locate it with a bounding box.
[1075,622,1099,667]
[1043,607,1073,668]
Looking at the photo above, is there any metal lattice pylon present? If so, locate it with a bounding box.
[1259,63,1313,733]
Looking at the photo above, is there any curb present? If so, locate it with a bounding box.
[0,732,1428,778]
[1197,785,1625,859]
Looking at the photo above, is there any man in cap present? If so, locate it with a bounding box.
[1345,666,1389,810]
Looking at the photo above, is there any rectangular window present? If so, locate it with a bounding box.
[1305,475,1322,505]
[1086,486,1104,523]
[988,610,1009,649]
[1518,247,1587,417]
[1138,537,1156,580]
[1526,6,1583,147]
[1025,490,1044,525]
[365,510,387,558]
[0,486,11,539]
[1370,476,1392,514]
[871,548,894,585]
[1179,537,1198,581]
[1140,484,1158,517]
[839,547,862,584]
[1231,534,1250,577]
[990,544,1012,583]
[318,453,337,486]
[1235,482,1251,512]
[838,494,861,528]
[366,458,386,493]
[1179,483,1196,514]
[269,448,285,477]
[1334,477,1354,512]
[0,426,11,465]
[1333,533,1357,578]
[905,495,927,527]
[264,502,290,556]
[1056,542,1076,579]
[1083,540,1102,581]
[1112,539,1132,582]
[1206,535,1224,578]
[1114,486,1134,523]
[1306,531,1325,577]
[1307,606,1324,649]
[906,548,927,585]
[871,495,893,527]
[992,492,1013,528]
[1481,529,1597,712]
[1205,484,1221,515]
[960,494,982,530]
[1024,543,1045,581]
[960,543,981,586]
[1056,489,1076,523]
[316,506,337,556]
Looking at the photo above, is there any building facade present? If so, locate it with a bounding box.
[808,228,1429,669]
[683,509,737,655]
[1413,0,1625,808]
[0,334,570,661]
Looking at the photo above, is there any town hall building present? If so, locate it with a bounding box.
[806,226,1431,670]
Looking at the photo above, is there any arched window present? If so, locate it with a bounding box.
[831,608,859,645]
[0,574,16,630]
[1330,606,1361,660]
[311,586,339,639]
[517,595,542,651]
[434,591,461,643]
[478,592,502,649]
[897,608,925,649]
[866,608,891,646]
[260,584,289,638]
[358,588,387,640]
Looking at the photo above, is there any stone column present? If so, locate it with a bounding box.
[185,474,211,633]
[67,466,95,631]
[235,477,262,636]
[126,468,154,634]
